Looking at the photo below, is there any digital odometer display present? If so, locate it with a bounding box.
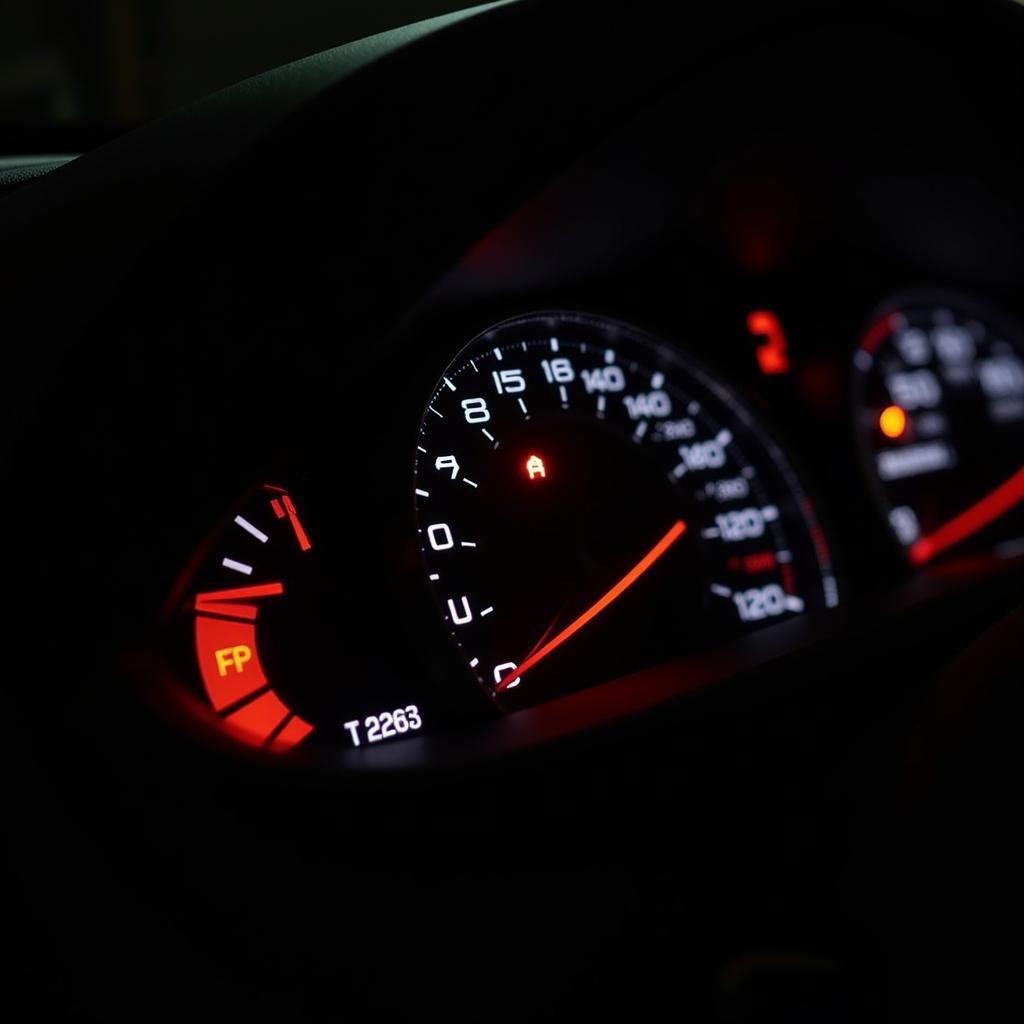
[414,312,839,710]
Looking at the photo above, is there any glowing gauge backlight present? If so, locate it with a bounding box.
[414,312,840,710]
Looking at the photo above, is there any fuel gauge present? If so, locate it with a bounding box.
[166,482,436,753]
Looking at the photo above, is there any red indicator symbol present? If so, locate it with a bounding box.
[270,494,312,552]
[747,310,791,376]
[495,519,687,693]
[728,550,778,575]
[909,466,1024,566]
[526,454,547,480]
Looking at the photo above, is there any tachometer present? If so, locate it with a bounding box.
[414,311,839,710]
[852,292,1024,566]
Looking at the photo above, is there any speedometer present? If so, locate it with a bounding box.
[414,312,839,710]
[852,292,1024,567]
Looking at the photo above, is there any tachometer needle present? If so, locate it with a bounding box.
[495,519,687,693]
[908,466,1024,566]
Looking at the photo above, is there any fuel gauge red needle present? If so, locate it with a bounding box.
[495,519,687,693]
[909,466,1024,566]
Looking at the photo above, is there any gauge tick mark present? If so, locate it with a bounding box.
[234,516,268,544]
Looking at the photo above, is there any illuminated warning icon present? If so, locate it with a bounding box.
[215,644,252,676]
[526,454,546,480]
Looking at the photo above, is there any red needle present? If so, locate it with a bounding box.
[908,466,1024,566]
[495,519,687,693]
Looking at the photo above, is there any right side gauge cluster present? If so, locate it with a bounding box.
[850,291,1024,568]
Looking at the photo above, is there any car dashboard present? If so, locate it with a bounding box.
[5,1,1023,1020]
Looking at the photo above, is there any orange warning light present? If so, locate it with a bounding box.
[526,454,546,480]
[879,404,907,439]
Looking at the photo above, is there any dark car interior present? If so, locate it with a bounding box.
[5,1,1023,1020]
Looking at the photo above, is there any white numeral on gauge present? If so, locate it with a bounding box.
[447,595,473,624]
[461,397,491,423]
[492,368,526,394]
[732,584,787,622]
[427,523,454,551]
[541,358,575,383]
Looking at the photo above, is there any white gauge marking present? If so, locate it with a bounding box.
[416,488,430,498]
[672,463,688,479]
[710,583,732,598]
[741,466,756,479]
[776,550,793,564]
[651,372,665,389]
[461,541,477,548]
[417,445,427,454]
[470,359,478,372]
[443,377,456,391]
[234,516,268,544]
[717,429,733,447]
[463,478,479,488]
[493,348,503,361]
[854,350,873,372]
[482,428,496,443]
[701,527,720,539]
[784,595,805,613]
[222,557,253,576]
[429,573,440,581]
[518,397,529,416]
[550,337,559,352]
[633,421,648,442]
[824,576,840,608]
[480,606,494,617]
[435,455,460,479]
[428,405,443,418]
[559,385,569,407]
[448,596,473,624]
[597,395,607,416]
[876,441,955,481]
[688,401,701,415]
[470,657,480,668]
[605,349,616,364]
[762,505,779,522]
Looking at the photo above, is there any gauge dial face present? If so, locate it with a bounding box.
[414,312,839,710]
[852,295,1024,566]
[170,483,438,754]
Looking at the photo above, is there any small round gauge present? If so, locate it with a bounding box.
[852,293,1024,567]
[413,311,839,710]
[165,482,442,754]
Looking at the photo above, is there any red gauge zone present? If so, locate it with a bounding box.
[414,312,839,711]
[187,485,315,750]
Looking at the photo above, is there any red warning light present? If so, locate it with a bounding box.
[526,454,546,480]
[747,310,791,375]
